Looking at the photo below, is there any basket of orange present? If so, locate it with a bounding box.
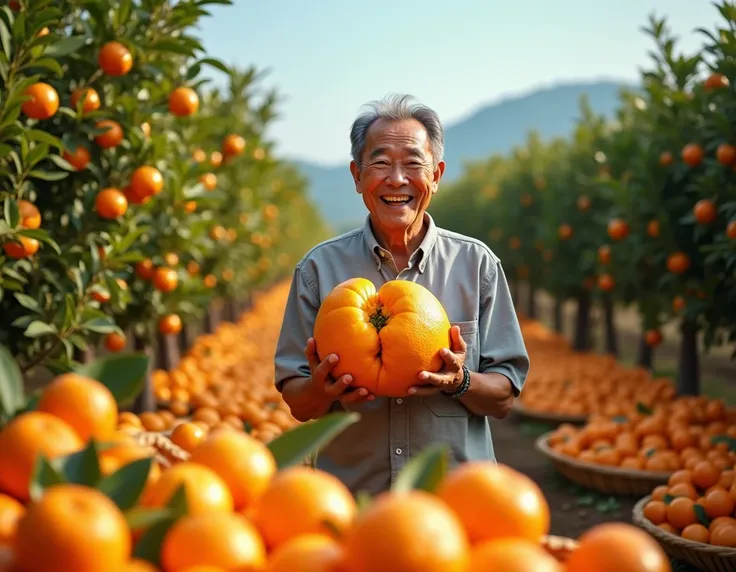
[536,396,736,497]
[541,534,579,562]
[632,459,736,572]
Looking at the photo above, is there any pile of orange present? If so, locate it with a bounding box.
[517,317,676,417]
[0,405,671,571]
[642,460,736,547]
[548,396,736,472]
[116,281,299,444]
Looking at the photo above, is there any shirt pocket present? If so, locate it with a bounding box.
[422,319,478,418]
[452,319,479,373]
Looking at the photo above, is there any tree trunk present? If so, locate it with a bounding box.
[225,298,239,323]
[527,283,537,319]
[131,335,155,414]
[178,323,190,353]
[677,319,700,396]
[573,290,592,351]
[204,301,220,334]
[553,298,564,334]
[602,297,619,357]
[637,333,654,370]
[156,332,180,370]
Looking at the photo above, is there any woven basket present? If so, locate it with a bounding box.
[132,431,190,467]
[633,496,736,572]
[535,432,672,496]
[512,401,588,426]
[542,534,578,562]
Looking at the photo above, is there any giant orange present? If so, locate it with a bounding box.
[313,278,451,397]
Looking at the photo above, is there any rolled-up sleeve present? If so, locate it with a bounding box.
[274,262,320,392]
[477,261,530,396]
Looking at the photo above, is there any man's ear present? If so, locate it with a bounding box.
[432,160,446,194]
[350,160,362,194]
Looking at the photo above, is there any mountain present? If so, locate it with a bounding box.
[291,79,634,232]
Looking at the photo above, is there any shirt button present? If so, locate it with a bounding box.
[395,448,403,455]
[396,398,402,404]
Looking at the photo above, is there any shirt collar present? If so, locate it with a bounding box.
[362,213,438,273]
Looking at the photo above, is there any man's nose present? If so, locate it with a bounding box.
[385,164,409,187]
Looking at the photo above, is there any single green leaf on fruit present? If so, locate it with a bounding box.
[55,440,101,486]
[131,484,189,565]
[694,504,712,527]
[131,515,179,565]
[97,457,154,511]
[267,411,360,470]
[391,442,448,494]
[29,454,66,501]
[74,353,148,407]
[0,344,25,422]
[125,507,172,532]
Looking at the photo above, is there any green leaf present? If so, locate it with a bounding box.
[131,485,188,565]
[14,292,41,313]
[79,317,120,334]
[28,169,69,181]
[636,402,653,415]
[44,35,88,57]
[26,129,64,151]
[198,57,230,75]
[0,17,11,60]
[4,198,19,229]
[74,353,148,407]
[25,56,64,77]
[267,411,360,470]
[0,344,25,421]
[56,440,101,486]
[391,443,448,493]
[97,457,154,511]
[694,504,711,527]
[29,455,65,501]
[125,507,172,531]
[355,490,373,513]
[24,320,58,338]
[131,514,179,565]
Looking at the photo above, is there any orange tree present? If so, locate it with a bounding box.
[614,10,734,394]
[0,1,328,407]
[430,2,736,393]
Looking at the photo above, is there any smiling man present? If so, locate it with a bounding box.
[274,93,530,496]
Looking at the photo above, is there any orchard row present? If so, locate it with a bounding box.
[0,0,329,402]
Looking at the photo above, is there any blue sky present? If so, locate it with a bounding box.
[197,1,719,165]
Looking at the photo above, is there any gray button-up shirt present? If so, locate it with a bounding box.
[273,213,530,496]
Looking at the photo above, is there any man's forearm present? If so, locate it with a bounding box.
[281,376,334,422]
[458,371,515,418]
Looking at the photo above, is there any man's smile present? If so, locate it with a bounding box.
[381,195,414,206]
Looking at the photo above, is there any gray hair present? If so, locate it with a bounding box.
[349,93,444,168]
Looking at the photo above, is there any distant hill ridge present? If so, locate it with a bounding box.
[290,79,634,233]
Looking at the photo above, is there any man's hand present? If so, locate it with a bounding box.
[304,337,375,406]
[408,326,467,396]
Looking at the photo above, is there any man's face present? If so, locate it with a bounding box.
[350,118,445,235]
